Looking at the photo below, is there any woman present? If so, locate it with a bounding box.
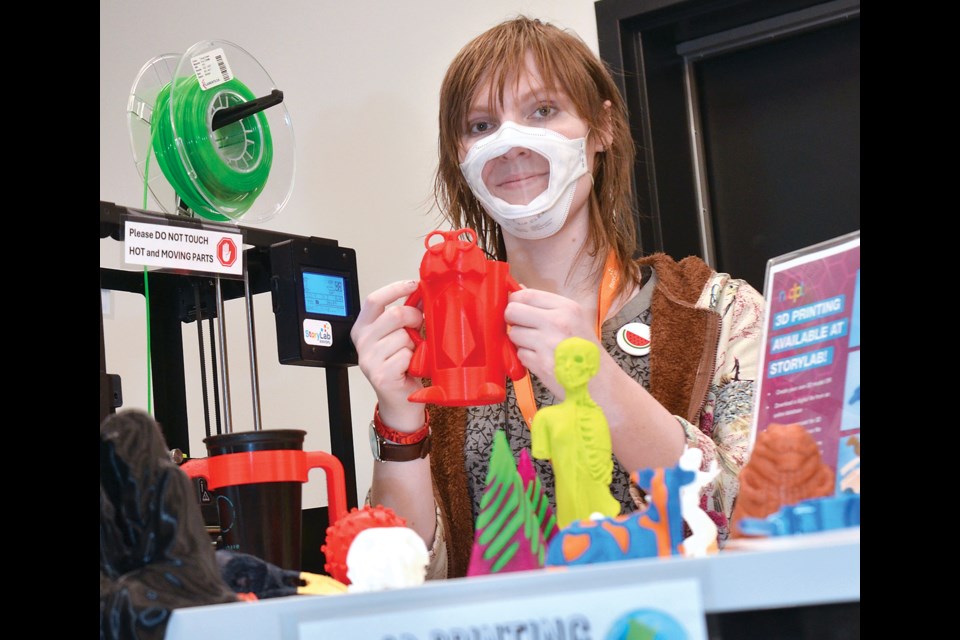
[350,16,764,579]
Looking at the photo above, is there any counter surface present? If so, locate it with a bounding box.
[166,527,860,639]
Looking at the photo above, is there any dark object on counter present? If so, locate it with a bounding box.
[100,409,237,640]
[216,549,305,599]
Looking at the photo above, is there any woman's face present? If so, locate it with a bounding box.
[458,53,601,212]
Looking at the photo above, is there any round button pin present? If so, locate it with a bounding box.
[616,322,651,357]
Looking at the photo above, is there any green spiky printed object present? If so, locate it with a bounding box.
[518,447,558,544]
[467,431,545,575]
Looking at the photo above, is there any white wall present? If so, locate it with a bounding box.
[100,0,600,510]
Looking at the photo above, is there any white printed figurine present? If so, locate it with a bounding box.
[678,446,720,557]
[345,527,429,592]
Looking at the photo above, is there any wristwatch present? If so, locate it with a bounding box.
[369,421,432,462]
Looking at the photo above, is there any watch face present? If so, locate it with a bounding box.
[369,422,381,460]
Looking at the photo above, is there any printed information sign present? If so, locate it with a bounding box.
[299,578,706,640]
[124,218,244,277]
[751,231,860,495]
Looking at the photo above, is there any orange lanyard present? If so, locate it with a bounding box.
[514,250,620,429]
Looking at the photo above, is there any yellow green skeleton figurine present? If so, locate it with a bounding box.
[531,337,620,529]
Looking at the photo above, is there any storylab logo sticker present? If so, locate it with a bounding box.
[303,319,333,347]
[605,608,689,640]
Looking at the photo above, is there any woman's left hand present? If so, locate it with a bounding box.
[504,287,599,396]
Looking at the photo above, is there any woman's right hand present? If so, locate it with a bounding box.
[350,279,426,428]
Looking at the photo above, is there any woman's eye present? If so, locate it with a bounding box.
[469,121,495,135]
[533,104,555,119]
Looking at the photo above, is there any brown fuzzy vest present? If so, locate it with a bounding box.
[429,253,719,577]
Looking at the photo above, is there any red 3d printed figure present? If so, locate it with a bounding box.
[404,228,527,406]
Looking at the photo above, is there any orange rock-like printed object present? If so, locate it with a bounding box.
[730,423,834,538]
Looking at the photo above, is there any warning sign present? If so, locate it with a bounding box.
[125,220,244,276]
[217,237,238,268]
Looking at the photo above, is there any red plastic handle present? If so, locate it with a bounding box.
[403,286,424,346]
[304,450,347,526]
[403,307,424,345]
[180,449,347,527]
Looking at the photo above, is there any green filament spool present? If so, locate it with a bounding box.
[151,75,273,221]
[127,41,294,224]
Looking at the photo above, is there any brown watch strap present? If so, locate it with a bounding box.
[370,421,432,462]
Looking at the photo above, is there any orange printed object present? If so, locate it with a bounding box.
[405,228,527,406]
[730,423,835,538]
[321,505,407,585]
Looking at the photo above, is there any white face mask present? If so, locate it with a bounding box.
[459,122,588,240]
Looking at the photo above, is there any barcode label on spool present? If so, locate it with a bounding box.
[191,47,234,91]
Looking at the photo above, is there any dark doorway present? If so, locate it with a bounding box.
[596,0,860,291]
